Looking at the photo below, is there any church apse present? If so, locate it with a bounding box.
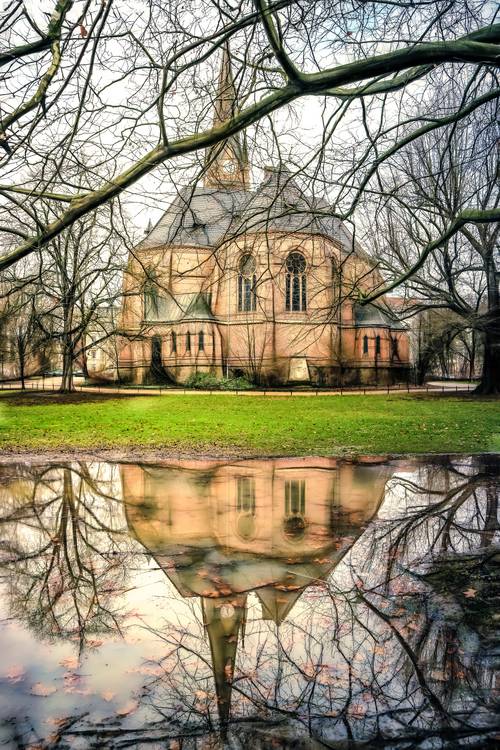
[111,44,410,388]
[121,458,390,724]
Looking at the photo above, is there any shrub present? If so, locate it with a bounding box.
[219,376,254,390]
[184,372,220,389]
[184,372,254,390]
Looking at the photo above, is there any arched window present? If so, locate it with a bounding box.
[186,332,191,353]
[198,330,205,352]
[284,479,307,540]
[285,251,307,311]
[238,253,257,312]
[143,280,159,320]
[375,335,381,355]
[171,331,177,353]
[236,476,256,540]
[331,258,337,294]
[363,335,369,355]
[391,336,399,359]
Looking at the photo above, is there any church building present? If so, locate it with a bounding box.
[116,48,409,387]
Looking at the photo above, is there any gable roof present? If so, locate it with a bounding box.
[138,167,366,257]
[354,303,406,330]
[145,291,214,323]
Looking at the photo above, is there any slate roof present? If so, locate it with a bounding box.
[354,303,406,330]
[145,291,214,323]
[139,167,364,255]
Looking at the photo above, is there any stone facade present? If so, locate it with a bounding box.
[113,49,410,387]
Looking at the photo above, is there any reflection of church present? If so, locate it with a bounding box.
[122,458,389,722]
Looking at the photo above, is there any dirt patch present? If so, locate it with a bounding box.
[0,391,147,407]
[0,446,262,464]
[0,447,493,468]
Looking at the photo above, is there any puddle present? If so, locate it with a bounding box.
[0,455,498,748]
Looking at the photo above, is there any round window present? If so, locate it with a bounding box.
[286,252,306,275]
[239,253,256,277]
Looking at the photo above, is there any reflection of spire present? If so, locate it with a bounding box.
[202,594,247,725]
[256,586,304,625]
[204,44,249,190]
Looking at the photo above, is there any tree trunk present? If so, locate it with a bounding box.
[19,356,25,390]
[475,326,500,395]
[17,339,26,390]
[60,344,74,393]
[475,258,500,395]
[60,296,75,393]
[81,349,90,379]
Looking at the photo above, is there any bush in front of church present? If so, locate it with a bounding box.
[185,372,254,391]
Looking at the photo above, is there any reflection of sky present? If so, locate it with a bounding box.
[0,457,498,747]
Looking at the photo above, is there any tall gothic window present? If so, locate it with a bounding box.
[171,331,177,353]
[238,253,257,312]
[236,476,256,541]
[376,335,381,355]
[186,332,191,353]
[363,335,369,355]
[198,330,205,352]
[391,336,399,359]
[237,476,255,514]
[284,479,306,540]
[143,280,159,320]
[285,251,307,311]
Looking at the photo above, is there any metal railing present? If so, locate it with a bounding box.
[0,378,476,397]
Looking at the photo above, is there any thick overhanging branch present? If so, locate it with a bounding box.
[0,0,74,67]
[254,0,302,83]
[342,86,500,218]
[0,185,78,202]
[361,208,500,306]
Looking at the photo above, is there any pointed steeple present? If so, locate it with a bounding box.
[204,44,250,190]
[202,594,247,726]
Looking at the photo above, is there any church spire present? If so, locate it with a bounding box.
[202,594,247,726]
[204,44,250,190]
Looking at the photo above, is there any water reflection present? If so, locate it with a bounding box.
[124,458,387,725]
[0,456,498,748]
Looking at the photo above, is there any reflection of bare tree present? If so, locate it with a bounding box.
[0,457,498,749]
[0,462,132,652]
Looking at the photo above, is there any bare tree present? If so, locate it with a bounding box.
[0,0,498,274]
[367,87,499,393]
[34,203,127,391]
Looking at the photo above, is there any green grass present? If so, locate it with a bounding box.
[0,391,498,457]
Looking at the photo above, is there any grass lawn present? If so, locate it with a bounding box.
[0,390,499,457]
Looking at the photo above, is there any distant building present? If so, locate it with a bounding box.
[84,305,120,380]
[116,48,410,387]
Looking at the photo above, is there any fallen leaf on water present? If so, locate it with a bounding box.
[3,665,25,683]
[116,699,138,716]
[101,690,116,702]
[59,656,79,670]
[463,588,477,598]
[86,639,103,649]
[430,669,446,681]
[348,703,366,718]
[31,682,57,697]
[45,717,68,727]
